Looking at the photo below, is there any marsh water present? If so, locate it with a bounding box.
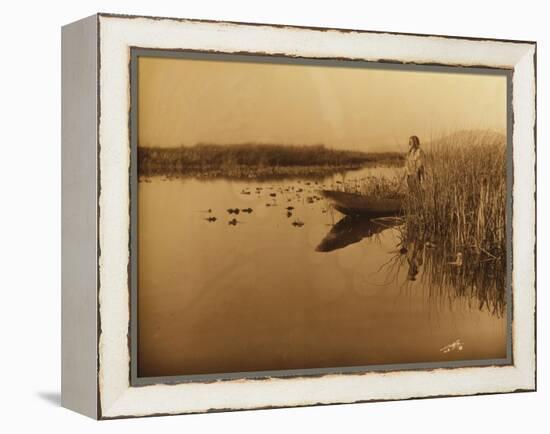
[137,166,508,378]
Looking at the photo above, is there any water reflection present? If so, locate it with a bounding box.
[405,240,423,281]
[315,212,506,316]
[316,216,399,252]
[381,239,506,317]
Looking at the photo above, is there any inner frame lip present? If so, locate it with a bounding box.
[128,46,514,387]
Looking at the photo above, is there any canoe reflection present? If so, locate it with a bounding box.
[316,215,399,252]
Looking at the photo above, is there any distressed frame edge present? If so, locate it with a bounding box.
[94,11,536,46]
[95,14,537,419]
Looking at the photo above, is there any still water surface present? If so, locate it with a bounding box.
[138,167,507,377]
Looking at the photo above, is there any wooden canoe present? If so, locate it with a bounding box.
[320,190,403,217]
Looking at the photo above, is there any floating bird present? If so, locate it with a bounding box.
[227,208,240,214]
[292,219,305,227]
[242,208,253,213]
[205,216,217,222]
[270,193,277,197]
[287,211,293,218]
[286,206,295,211]
[228,218,238,226]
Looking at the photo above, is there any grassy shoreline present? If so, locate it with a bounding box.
[337,131,506,257]
[336,131,507,312]
[138,143,404,179]
[336,133,507,316]
[401,133,506,257]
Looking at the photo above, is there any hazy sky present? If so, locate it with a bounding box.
[138,56,507,152]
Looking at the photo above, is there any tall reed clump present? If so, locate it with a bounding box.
[334,131,507,314]
[402,131,507,259]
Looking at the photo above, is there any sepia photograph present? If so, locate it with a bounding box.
[134,52,510,379]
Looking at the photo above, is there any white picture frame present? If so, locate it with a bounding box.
[61,13,536,419]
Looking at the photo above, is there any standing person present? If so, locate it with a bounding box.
[405,135,425,192]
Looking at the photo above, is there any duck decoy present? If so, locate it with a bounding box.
[447,252,463,266]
